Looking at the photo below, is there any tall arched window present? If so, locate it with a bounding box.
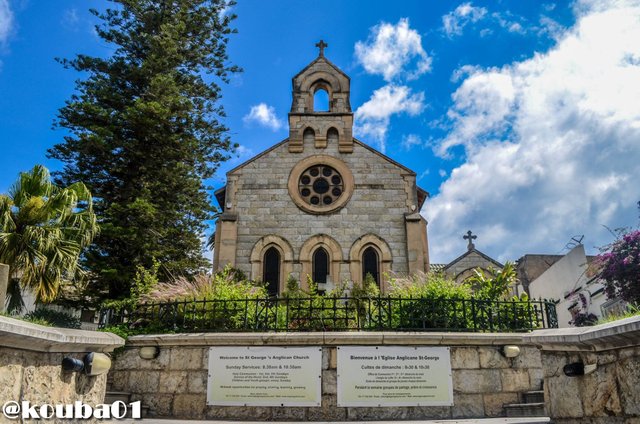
[327,127,339,145]
[263,247,280,296]
[313,88,329,111]
[362,246,379,286]
[303,127,315,145]
[312,247,329,284]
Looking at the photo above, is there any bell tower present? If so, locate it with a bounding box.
[288,41,354,153]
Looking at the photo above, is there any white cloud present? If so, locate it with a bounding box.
[355,18,431,82]
[451,64,482,83]
[443,2,488,37]
[417,169,430,181]
[401,134,423,151]
[0,0,13,47]
[426,0,640,263]
[227,144,255,166]
[243,103,283,131]
[354,85,425,152]
[491,11,528,35]
[536,15,567,40]
[61,8,79,30]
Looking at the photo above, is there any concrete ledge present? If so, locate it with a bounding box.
[109,419,551,424]
[0,315,125,353]
[525,315,640,351]
[126,331,530,347]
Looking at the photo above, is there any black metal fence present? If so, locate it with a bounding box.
[99,296,558,333]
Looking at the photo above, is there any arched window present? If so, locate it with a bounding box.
[327,127,339,145]
[312,247,329,285]
[362,246,379,286]
[303,127,315,145]
[263,247,280,296]
[313,88,329,111]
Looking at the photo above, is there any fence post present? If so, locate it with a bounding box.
[0,264,8,314]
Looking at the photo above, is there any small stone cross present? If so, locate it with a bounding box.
[463,230,477,251]
[316,40,328,57]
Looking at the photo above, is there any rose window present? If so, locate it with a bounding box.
[298,165,343,206]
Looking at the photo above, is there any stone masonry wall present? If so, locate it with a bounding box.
[541,348,640,423]
[230,140,413,281]
[0,315,124,422]
[112,333,543,420]
[527,316,640,424]
[0,347,108,410]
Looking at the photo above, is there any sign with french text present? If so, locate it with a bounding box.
[207,346,322,407]
[337,346,453,407]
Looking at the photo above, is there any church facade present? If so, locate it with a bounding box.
[213,44,429,295]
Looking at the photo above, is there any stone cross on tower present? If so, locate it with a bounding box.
[315,40,328,57]
[463,230,477,251]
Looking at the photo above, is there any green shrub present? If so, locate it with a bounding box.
[597,304,640,324]
[24,309,81,329]
[387,273,472,330]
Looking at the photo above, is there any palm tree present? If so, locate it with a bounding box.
[0,165,98,310]
[466,262,518,300]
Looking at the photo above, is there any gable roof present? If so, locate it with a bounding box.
[215,137,429,210]
[443,248,504,272]
[293,56,350,82]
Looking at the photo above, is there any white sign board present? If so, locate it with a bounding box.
[337,346,453,407]
[207,346,322,407]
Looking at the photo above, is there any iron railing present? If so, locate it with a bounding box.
[99,296,558,333]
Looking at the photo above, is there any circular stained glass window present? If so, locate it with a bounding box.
[298,165,344,206]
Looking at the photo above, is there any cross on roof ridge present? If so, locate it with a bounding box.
[463,230,477,251]
[315,40,328,57]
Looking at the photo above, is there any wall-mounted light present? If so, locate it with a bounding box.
[563,362,597,377]
[61,352,112,376]
[500,345,521,358]
[139,346,160,360]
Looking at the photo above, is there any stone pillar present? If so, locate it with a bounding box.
[0,263,9,313]
[405,213,429,274]
[215,213,238,271]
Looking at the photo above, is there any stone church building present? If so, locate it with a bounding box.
[213,43,429,295]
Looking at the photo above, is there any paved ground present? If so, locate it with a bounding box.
[110,418,551,424]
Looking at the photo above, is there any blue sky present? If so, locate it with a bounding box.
[1,0,639,263]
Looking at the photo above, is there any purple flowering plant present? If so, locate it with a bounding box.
[597,230,640,304]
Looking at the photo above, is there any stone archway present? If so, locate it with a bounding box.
[250,235,294,295]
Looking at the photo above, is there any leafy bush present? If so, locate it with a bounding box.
[102,260,160,311]
[597,304,640,324]
[387,272,472,330]
[597,230,640,304]
[351,273,380,298]
[142,265,264,303]
[24,309,81,328]
[390,272,472,299]
[120,266,269,332]
[466,262,517,301]
[277,275,355,331]
[99,266,548,333]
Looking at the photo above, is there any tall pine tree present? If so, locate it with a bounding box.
[48,0,239,300]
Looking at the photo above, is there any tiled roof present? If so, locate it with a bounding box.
[429,263,447,273]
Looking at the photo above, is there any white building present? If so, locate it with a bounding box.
[528,244,615,327]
